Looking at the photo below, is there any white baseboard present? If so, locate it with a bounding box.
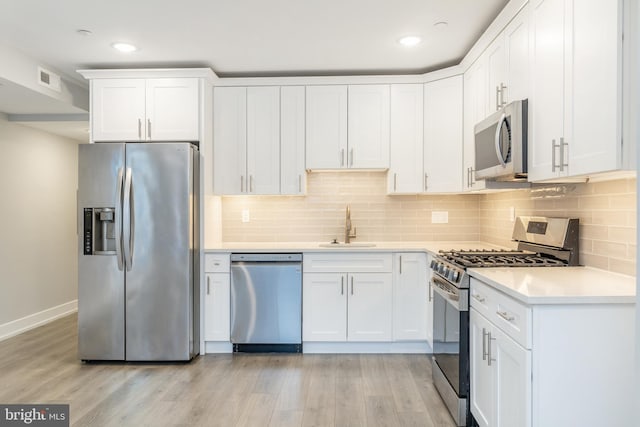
[204,341,233,354]
[303,341,432,354]
[0,300,78,342]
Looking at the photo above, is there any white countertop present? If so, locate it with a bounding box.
[469,267,636,305]
[205,241,508,255]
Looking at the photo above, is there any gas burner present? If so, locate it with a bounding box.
[438,249,568,268]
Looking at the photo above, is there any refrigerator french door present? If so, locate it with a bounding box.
[78,142,199,361]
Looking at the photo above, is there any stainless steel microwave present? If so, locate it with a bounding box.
[474,99,527,181]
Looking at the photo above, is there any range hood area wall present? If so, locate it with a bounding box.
[218,173,636,276]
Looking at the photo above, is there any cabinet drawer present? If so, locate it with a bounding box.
[204,253,230,273]
[304,253,392,273]
[470,278,532,349]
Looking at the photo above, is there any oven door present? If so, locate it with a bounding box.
[431,274,469,425]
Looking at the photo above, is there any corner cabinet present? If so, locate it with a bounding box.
[89,77,200,142]
[213,85,306,195]
[529,0,630,181]
[306,85,390,170]
[303,253,393,342]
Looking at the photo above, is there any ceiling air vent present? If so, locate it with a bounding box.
[37,66,61,92]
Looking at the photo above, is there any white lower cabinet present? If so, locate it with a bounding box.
[303,253,393,343]
[470,308,531,427]
[303,272,392,342]
[393,253,428,341]
[204,273,230,342]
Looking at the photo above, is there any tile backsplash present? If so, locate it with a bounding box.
[221,172,480,243]
[218,173,636,276]
[479,178,637,276]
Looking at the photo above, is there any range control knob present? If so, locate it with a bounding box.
[430,260,437,269]
[452,270,460,282]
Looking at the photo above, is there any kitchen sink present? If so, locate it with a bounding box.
[318,242,376,248]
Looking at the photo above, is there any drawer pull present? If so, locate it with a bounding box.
[472,294,486,303]
[496,310,515,322]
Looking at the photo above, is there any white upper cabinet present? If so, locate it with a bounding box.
[306,85,390,170]
[503,6,531,105]
[213,87,247,195]
[246,86,280,194]
[347,85,390,169]
[305,85,348,169]
[486,38,507,113]
[463,61,487,191]
[91,78,199,142]
[280,86,306,195]
[529,0,625,181]
[423,76,464,193]
[388,84,424,194]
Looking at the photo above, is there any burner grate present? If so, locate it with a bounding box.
[439,249,567,268]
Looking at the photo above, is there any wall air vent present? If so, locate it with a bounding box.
[37,66,61,92]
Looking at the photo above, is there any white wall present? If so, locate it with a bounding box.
[0,113,79,332]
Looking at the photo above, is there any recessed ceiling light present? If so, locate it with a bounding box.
[111,42,138,53]
[398,36,422,47]
[76,29,93,36]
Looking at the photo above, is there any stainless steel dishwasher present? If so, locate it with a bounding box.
[230,253,303,353]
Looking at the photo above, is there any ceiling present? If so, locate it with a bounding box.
[1,0,508,142]
[1,0,508,82]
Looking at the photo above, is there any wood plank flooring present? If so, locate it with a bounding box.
[0,314,455,427]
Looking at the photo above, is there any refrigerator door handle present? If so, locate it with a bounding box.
[115,167,125,271]
[123,167,134,271]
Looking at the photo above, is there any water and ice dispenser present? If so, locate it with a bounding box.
[83,208,116,255]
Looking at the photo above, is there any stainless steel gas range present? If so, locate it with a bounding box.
[430,216,579,426]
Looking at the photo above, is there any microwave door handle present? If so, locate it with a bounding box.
[494,113,508,167]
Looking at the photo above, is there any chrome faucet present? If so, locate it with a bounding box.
[345,204,357,243]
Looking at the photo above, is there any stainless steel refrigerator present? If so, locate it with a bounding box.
[77,142,199,361]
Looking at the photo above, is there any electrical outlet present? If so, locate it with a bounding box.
[241,209,250,223]
[431,211,449,224]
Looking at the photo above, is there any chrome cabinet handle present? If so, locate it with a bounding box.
[487,331,496,366]
[482,327,488,361]
[207,276,210,295]
[298,175,302,193]
[341,149,345,167]
[500,83,507,107]
[393,173,397,191]
[559,137,568,172]
[466,167,470,188]
[341,276,344,295]
[424,173,428,191]
[399,255,402,274]
[350,148,354,166]
[472,294,486,303]
[351,276,354,295]
[137,119,142,140]
[249,175,254,193]
[496,310,515,322]
[428,278,432,302]
[552,139,558,172]
[240,175,244,193]
[147,119,151,140]
[496,86,500,111]
[470,167,475,186]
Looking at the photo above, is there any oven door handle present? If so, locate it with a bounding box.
[431,276,466,311]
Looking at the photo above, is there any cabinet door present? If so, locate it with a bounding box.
[145,78,199,141]
[247,86,280,194]
[305,85,348,169]
[426,254,434,349]
[348,85,390,169]
[347,273,393,342]
[504,4,530,105]
[423,76,463,193]
[463,61,487,191]
[529,0,565,181]
[567,0,621,176]
[388,84,424,194]
[393,253,428,341]
[91,79,146,141]
[204,273,230,341]
[213,87,247,194]
[486,38,506,113]
[303,273,347,341]
[281,86,306,195]
[493,326,532,427]
[470,308,494,427]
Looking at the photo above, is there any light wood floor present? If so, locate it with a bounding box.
[0,314,455,427]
